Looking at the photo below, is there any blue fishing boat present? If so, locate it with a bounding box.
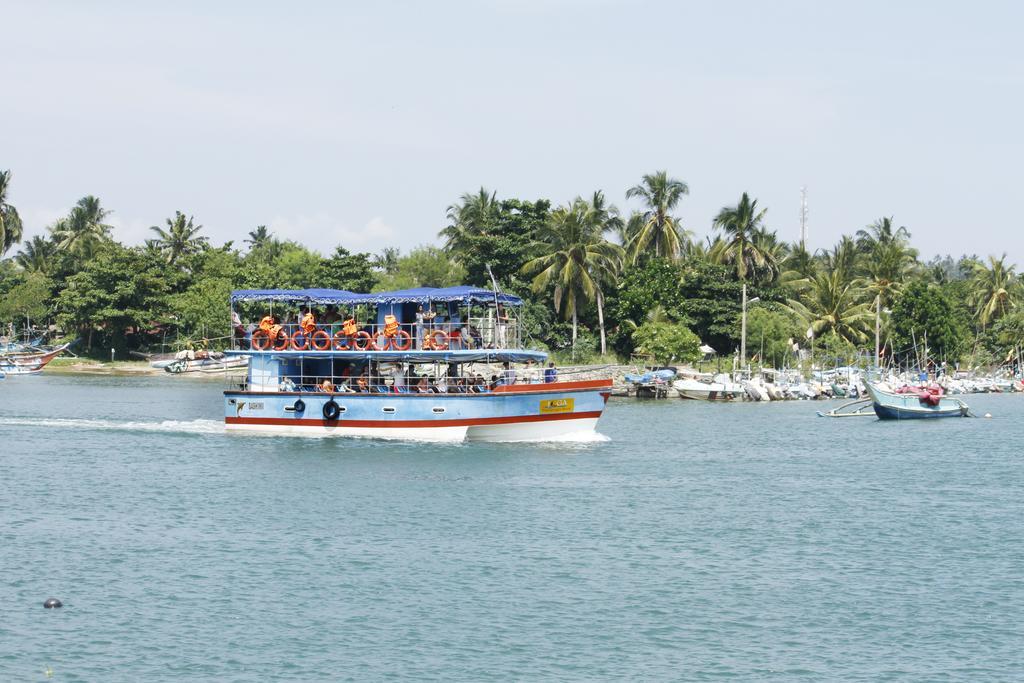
[864,381,970,420]
[223,286,612,441]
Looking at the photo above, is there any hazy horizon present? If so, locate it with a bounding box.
[5,1,1022,265]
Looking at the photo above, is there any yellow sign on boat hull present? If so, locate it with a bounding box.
[539,398,574,414]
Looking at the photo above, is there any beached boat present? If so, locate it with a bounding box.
[864,381,970,420]
[0,344,68,375]
[163,351,249,373]
[222,287,612,441]
[672,375,745,401]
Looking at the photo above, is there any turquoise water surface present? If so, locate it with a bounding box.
[1,374,1022,681]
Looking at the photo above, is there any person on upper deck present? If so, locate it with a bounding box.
[322,305,341,324]
[300,310,317,335]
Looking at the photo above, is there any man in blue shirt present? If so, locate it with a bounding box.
[544,362,557,383]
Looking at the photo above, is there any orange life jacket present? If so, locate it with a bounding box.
[301,312,316,334]
[342,318,358,336]
[383,314,399,336]
[259,315,275,332]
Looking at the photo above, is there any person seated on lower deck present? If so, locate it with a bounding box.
[355,372,369,393]
[544,362,558,383]
[496,362,516,386]
[415,376,431,393]
[318,378,335,393]
[280,377,296,391]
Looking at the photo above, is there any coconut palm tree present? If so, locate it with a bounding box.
[53,196,113,259]
[785,267,873,344]
[712,192,768,281]
[150,211,208,265]
[15,235,57,275]
[521,196,624,350]
[580,191,624,354]
[623,171,689,263]
[0,170,24,257]
[970,254,1019,328]
[855,216,912,254]
[749,227,785,286]
[245,225,273,250]
[439,187,500,259]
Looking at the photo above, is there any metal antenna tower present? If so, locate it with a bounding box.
[799,186,808,249]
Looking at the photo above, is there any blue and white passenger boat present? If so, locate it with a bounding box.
[223,286,613,441]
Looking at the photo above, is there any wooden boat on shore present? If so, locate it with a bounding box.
[0,344,68,375]
[864,381,970,420]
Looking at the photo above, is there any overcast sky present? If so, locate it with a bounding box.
[5,1,1022,264]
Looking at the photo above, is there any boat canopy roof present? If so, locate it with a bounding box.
[230,286,522,306]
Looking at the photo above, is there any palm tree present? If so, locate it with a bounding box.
[521,196,624,350]
[785,267,873,344]
[53,196,113,259]
[855,216,912,254]
[150,211,208,265]
[0,170,24,257]
[970,254,1019,328]
[245,225,273,250]
[623,171,689,263]
[580,191,624,354]
[749,228,785,286]
[712,192,768,281]
[15,235,57,275]
[439,187,500,258]
[821,236,859,280]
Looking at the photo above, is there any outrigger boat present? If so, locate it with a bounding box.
[863,380,971,419]
[223,287,613,441]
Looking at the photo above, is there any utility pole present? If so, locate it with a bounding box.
[875,294,881,369]
[740,283,747,366]
[799,186,808,250]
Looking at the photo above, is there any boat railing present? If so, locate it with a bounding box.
[232,320,521,352]
[232,366,558,394]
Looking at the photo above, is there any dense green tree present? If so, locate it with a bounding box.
[0,170,24,257]
[310,246,377,292]
[624,171,689,264]
[0,273,52,325]
[744,306,802,368]
[56,243,171,353]
[150,211,208,265]
[631,320,701,364]
[440,195,549,286]
[888,280,969,365]
[373,245,466,290]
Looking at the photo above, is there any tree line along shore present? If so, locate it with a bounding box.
[0,168,1020,370]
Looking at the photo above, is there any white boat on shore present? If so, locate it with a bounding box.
[673,374,745,401]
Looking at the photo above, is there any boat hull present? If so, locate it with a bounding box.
[223,380,611,442]
[865,382,969,420]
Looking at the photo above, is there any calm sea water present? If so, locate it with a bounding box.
[1,374,1022,681]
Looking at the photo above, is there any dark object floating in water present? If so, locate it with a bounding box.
[43,598,62,609]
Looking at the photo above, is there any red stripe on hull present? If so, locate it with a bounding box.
[226,410,604,429]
